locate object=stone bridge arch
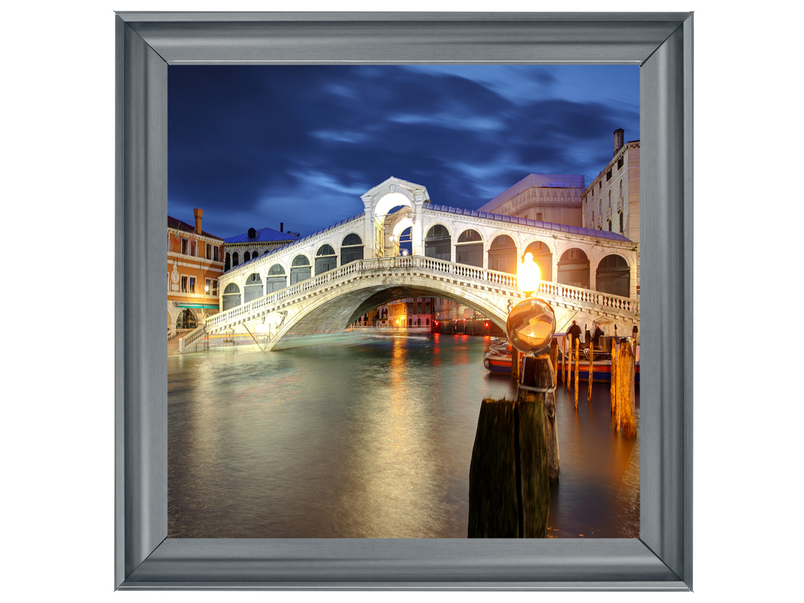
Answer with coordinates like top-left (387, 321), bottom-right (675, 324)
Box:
top-left (271, 275), bottom-right (511, 350)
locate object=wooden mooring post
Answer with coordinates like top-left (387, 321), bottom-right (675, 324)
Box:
top-left (574, 338), bottom-right (580, 408)
top-left (610, 340), bottom-right (618, 414)
top-left (550, 339), bottom-right (559, 388)
top-left (468, 355), bottom-right (554, 537)
top-left (588, 342), bottom-right (594, 402)
top-left (615, 343), bottom-right (637, 437)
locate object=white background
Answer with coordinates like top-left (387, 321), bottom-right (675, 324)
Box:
top-left (3, 1), bottom-right (799, 600)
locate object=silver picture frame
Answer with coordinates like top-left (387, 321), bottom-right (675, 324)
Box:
top-left (115, 11), bottom-right (693, 591)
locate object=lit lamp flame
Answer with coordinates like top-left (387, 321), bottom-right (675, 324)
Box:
top-left (518, 252), bottom-right (541, 297)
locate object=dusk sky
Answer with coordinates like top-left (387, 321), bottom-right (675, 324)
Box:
top-left (168, 65), bottom-right (639, 240)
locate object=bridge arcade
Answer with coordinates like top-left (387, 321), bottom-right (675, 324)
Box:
top-left (217, 177), bottom-right (639, 312)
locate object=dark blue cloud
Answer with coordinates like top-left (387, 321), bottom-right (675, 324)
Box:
top-left (169, 65), bottom-right (639, 239)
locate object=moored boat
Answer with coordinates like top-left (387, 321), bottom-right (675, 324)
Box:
top-left (483, 338), bottom-right (640, 383)
top-left (483, 338), bottom-right (513, 374)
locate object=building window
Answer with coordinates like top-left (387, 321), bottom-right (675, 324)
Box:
top-left (244, 251), bottom-right (251, 262)
top-left (205, 278), bottom-right (211, 295)
top-left (232, 252), bottom-right (239, 267)
top-left (190, 240), bottom-right (197, 256)
top-left (189, 277), bottom-right (196, 293)
top-left (212, 280), bottom-right (219, 296)
top-left (608, 190), bottom-right (612, 207)
top-left (606, 169), bottom-right (612, 181)
top-left (206, 243), bottom-right (211, 260)
top-left (214, 246), bottom-right (220, 262)
top-left (617, 156), bottom-right (624, 170)
top-left (619, 180), bottom-right (623, 198)
top-left (181, 238), bottom-right (188, 254)
top-left (607, 219), bottom-right (612, 231)
top-left (181, 275), bottom-right (188, 292)
top-left (619, 211), bottom-right (624, 233)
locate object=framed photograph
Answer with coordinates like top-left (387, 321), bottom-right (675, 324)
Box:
top-left (116, 12), bottom-right (692, 590)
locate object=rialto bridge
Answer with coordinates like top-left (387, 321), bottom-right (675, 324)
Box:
top-left (179, 177), bottom-right (639, 352)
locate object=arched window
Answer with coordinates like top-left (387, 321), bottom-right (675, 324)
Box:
top-left (222, 283), bottom-right (241, 310)
top-left (455, 229), bottom-right (483, 267)
top-left (315, 244), bottom-right (337, 275)
top-left (225, 252), bottom-right (231, 271)
top-left (176, 308), bottom-right (197, 330)
top-left (596, 254), bottom-right (631, 297)
top-left (244, 251), bottom-right (251, 262)
top-left (290, 255), bottom-right (311, 285)
top-left (619, 180), bottom-right (623, 198)
top-left (232, 252), bottom-right (239, 267)
top-left (341, 233), bottom-right (364, 265)
top-left (619, 210), bottom-right (624, 233)
top-left (244, 273), bottom-right (263, 302)
top-left (557, 248), bottom-right (590, 289)
top-left (424, 225), bottom-right (451, 261)
top-left (489, 235), bottom-right (518, 274)
top-left (266, 264), bottom-right (287, 293)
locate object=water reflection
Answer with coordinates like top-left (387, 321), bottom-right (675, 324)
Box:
top-left (168, 334), bottom-right (638, 538)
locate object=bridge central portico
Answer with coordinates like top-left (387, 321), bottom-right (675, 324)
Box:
top-left (179, 177), bottom-right (640, 352)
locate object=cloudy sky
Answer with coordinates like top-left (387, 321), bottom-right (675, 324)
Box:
top-left (168, 65), bottom-right (639, 240)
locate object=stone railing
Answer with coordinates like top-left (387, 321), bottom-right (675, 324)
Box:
top-left (537, 281), bottom-right (639, 315)
top-left (180, 255), bottom-right (638, 347)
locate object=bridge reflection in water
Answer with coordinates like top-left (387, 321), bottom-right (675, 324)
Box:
top-left (168, 333), bottom-right (638, 539)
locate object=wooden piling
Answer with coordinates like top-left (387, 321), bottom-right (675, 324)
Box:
top-left (588, 342), bottom-right (594, 401)
top-left (468, 355), bottom-right (553, 537)
top-left (616, 344), bottom-right (637, 437)
top-left (610, 340), bottom-right (617, 414)
top-left (574, 338), bottom-right (580, 408)
top-left (550, 339), bottom-right (559, 388)
top-left (511, 350), bottom-right (520, 381)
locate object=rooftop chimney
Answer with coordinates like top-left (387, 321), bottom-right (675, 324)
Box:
top-left (613, 128), bottom-right (624, 157)
top-left (280, 222), bottom-right (284, 232)
top-left (193, 208), bottom-right (203, 234)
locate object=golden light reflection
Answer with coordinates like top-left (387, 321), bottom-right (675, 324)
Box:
top-left (343, 336), bottom-right (441, 537)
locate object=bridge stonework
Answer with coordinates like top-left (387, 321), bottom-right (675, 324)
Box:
top-left (179, 178), bottom-right (640, 353)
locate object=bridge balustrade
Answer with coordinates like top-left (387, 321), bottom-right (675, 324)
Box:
top-left (183, 255), bottom-right (638, 347)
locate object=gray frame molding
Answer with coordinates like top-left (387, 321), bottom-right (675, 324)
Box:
top-left (115, 12), bottom-right (693, 591)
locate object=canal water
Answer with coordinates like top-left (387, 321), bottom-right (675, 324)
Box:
top-left (168, 333), bottom-right (639, 539)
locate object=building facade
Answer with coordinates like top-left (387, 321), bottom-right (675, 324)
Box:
top-left (477, 173), bottom-right (585, 227)
top-left (223, 224), bottom-right (300, 271)
top-left (581, 129), bottom-right (641, 297)
top-left (168, 209), bottom-right (225, 338)
top-left (387, 298), bottom-right (435, 330)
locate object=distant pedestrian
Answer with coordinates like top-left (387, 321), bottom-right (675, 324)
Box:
top-left (567, 320), bottom-right (582, 346)
top-left (592, 323), bottom-right (604, 347)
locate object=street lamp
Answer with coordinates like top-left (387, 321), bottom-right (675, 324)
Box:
top-left (506, 253), bottom-right (556, 358)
